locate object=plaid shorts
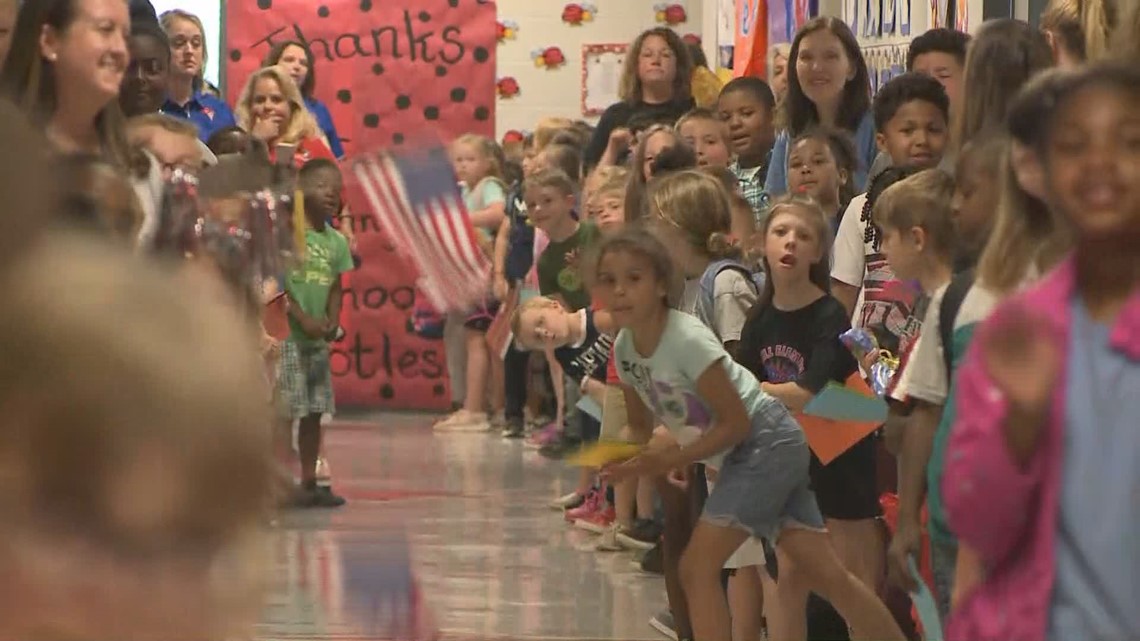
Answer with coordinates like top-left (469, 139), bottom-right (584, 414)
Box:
top-left (277, 339), bottom-right (335, 419)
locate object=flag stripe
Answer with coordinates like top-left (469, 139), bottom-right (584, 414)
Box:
top-left (351, 150), bottom-right (490, 312)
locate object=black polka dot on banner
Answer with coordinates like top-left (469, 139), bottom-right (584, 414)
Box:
top-left (450, 87), bottom-right (466, 102)
top-left (257, 0), bottom-right (272, 9)
top-left (435, 65), bottom-right (448, 77)
top-left (418, 10), bottom-right (431, 22)
top-left (336, 89), bottom-right (352, 103)
top-left (474, 106), bottom-right (490, 121)
top-left (317, 5), bottom-right (330, 17)
top-left (395, 95), bottom-right (411, 110)
top-left (363, 113), bottom-right (379, 128)
top-left (423, 106), bottom-right (440, 120)
top-left (393, 132), bottom-right (405, 144)
top-left (371, 62), bottom-right (384, 75)
top-left (473, 47), bottom-right (489, 63)
top-left (359, 0), bottom-right (372, 10)
top-left (380, 384), bottom-right (394, 399)
top-left (229, 49), bottom-right (241, 62)
top-left (447, 0), bottom-right (459, 6)
top-left (432, 383), bottom-right (445, 396)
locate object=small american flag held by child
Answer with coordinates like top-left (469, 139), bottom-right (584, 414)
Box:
top-left (351, 145), bottom-right (491, 313)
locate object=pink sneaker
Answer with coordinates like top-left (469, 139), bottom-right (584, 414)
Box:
top-left (564, 489), bottom-right (601, 523)
top-left (524, 422), bottom-right (561, 449)
top-left (575, 504), bottom-right (616, 534)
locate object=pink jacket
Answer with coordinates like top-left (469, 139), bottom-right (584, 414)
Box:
top-left (942, 256), bottom-right (1140, 641)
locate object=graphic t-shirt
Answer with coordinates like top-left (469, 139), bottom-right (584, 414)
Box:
top-left (552, 308), bottom-right (610, 385)
top-left (737, 295), bottom-right (858, 393)
top-left (285, 225), bottom-right (354, 344)
top-left (831, 192), bottom-right (928, 356)
top-left (615, 310), bottom-right (802, 446)
top-left (537, 221), bottom-right (601, 311)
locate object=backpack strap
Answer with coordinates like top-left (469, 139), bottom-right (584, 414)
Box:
top-left (939, 268), bottom-right (975, 379)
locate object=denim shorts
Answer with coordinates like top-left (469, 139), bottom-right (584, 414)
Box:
top-left (702, 413), bottom-right (825, 542)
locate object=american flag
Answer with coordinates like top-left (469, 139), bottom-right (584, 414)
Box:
top-left (351, 146), bottom-right (490, 312)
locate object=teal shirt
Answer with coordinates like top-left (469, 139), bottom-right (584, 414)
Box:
top-left (928, 322), bottom-right (977, 544)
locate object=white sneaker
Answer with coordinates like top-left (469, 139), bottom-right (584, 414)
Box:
top-left (595, 524), bottom-right (624, 552)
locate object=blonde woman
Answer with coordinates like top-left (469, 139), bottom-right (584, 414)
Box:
top-left (234, 66), bottom-right (335, 168)
top-left (159, 9), bottom-right (236, 142)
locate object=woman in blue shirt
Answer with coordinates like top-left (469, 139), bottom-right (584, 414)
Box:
top-left (765, 17), bottom-right (877, 198)
top-left (158, 9), bottom-right (236, 144)
top-left (263, 41), bottom-right (345, 159)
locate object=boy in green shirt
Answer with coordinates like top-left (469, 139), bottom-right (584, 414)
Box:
top-left (529, 168), bottom-right (599, 311)
top-left (278, 159), bottom-right (354, 508)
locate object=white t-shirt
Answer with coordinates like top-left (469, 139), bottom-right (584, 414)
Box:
top-left (831, 191), bottom-right (925, 356)
top-left (680, 269), bottom-right (757, 344)
top-left (904, 284), bottom-right (1000, 405)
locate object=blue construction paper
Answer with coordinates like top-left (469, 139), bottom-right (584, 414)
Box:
top-left (576, 396), bottom-right (603, 422)
top-left (909, 556), bottom-right (944, 640)
top-left (804, 382), bottom-right (889, 423)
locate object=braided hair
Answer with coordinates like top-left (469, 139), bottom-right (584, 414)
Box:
top-left (859, 166), bottom-right (923, 252)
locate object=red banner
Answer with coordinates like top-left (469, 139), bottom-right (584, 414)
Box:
top-left (226, 0), bottom-right (497, 409)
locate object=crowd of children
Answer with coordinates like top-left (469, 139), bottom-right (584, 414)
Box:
top-left (431, 5), bottom-right (1140, 641)
top-left (0, 0), bottom-right (1137, 639)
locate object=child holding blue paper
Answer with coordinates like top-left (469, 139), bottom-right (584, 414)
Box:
top-left (736, 195), bottom-right (882, 641)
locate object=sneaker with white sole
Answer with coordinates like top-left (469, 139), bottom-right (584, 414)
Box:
top-left (649, 610), bottom-right (678, 641)
top-left (595, 524), bottom-right (624, 551)
top-left (548, 490), bottom-right (584, 511)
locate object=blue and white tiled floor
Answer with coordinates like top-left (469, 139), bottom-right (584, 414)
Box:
top-left (258, 413), bottom-right (667, 640)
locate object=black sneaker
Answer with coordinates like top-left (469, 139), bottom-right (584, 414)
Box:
top-left (617, 518), bottom-right (661, 550)
top-left (312, 486), bottom-right (347, 508)
top-left (638, 540), bottom-right (664, 575)
top-left (502, 418), bottom-right (525, 439)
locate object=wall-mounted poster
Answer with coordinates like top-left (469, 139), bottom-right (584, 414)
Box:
top-left (717, 0), bottom-right (734, 70)
top-left (845, 0), bottom-right (860, 33)
top-left (582, 44), bottom-right (627, 116)
top-left (899, 0), bottom-right (912, 35)
top-left (930, 0), bottom-right (949, 27)
top-left (770, 0), bottom-right (817, 45)
top-left (866, 0), bottom-right (881, 37)
top-left (954, 0), bottom-right (969, 32)
top-left (882, 0), bottom-right (897, 35)
top-left (736, 0), bottom-right (768, 76)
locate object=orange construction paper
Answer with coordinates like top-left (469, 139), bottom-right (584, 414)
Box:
top-left (794, 373), bottom-right (881, 465)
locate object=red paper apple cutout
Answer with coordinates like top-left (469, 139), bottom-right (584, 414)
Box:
top-left (682, 33), bottom-right (702, 46)
top-left (562, 3), bottom-right (584, 24)
top-left (543, 47), bottom-right (566, 67)
top-left (502, 130), bottom-right (526, 145)
top-left (665, 4), bottom-right (688, 24)
top-left (497, 76), bottom-right (521, 98)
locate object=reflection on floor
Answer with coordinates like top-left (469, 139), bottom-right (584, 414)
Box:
top-left (258, 414), bottom-right (667, 641)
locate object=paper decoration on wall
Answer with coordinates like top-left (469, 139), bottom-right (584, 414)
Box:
top-left (531, 46), bottom-right (567, 69)
top-left (654, 3), bottom-right (689, 25)
top-left (562, 3), bottom-right (597, 25)
top-left (954, 0), bottom-right (968, 32)
top-left (864, 44), bottom-right (908, 96)
top-left (844, 0), bottom-right (859, 33)
top-left (497, 76), bottom-right (520, 98)
top-left (735, 0), bottom-right (767, 75)
top-left (931, 0), bottom-right (949, 27)
top-left (502, 130), bottom-right (527, 145)
top-left (899, 0), bottom-right (912, 35)
top-left (882, 0), bottom-right (897, 35)
top-left (771, 0), bottom-right (817, 45)
top-left (682, 33), bottom-right (702, 46)
top-left (581, 43), bottom-right (627, 116)
top-left (861, 0), bottom-right (873, 36)
top-left (867, 0), bottom-right (882, 37)
top-left (497, 19), bottom-right (519, 42)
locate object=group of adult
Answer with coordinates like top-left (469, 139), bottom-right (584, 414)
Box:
top-left (0, 0), bottom-right (349, 225)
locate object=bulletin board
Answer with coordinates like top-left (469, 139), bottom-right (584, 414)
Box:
top-left (581, 43), bottom-right (628, 117)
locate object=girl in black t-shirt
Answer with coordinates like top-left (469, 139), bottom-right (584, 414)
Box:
top-left (737, 196), bottom-right (882, 640)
